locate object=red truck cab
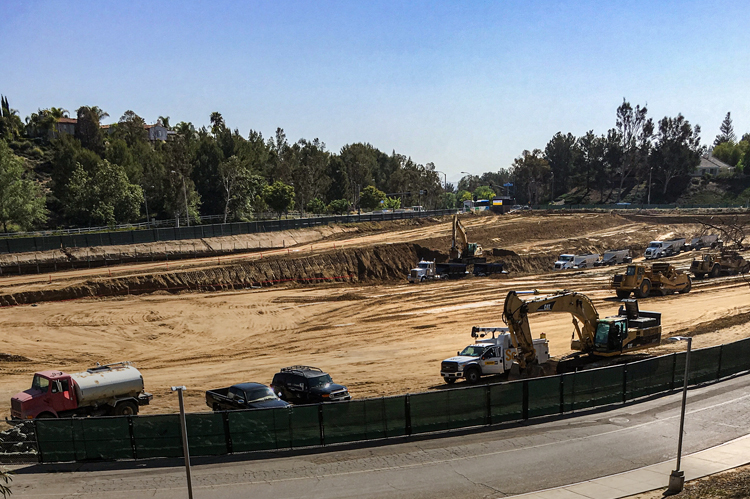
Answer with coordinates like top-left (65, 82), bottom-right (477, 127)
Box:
top-left (11, 371), bottom-right (78, 419)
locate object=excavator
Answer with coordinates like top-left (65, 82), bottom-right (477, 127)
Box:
top-left (450, 214), bottom-right (484, 263)
top-left (502, 290), bottom-right (662, 371)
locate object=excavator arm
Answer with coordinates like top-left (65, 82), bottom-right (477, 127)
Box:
top-left (450, 215), bottom-right (469, 260)
top-left (502, 290), bottom-right (600, 369)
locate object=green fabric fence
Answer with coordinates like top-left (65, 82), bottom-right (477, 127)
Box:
top-left (35, 341), bottom-right (750, 463)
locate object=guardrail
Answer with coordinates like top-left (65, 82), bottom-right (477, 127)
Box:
top-left (531, 203), bottom-right (747, 210)
top-left (0, 210), bottom-right (456, 255)
top-left (28, 337), bottom-right (750, 463)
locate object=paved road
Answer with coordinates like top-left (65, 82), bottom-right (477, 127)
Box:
top-left (10, 374), bottom-right (750, 498)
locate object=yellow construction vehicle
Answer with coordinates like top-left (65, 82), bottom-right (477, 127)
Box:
top-left (450, 214), bottom-right (484, 263)
top-left (610, 262), bottom-right (691, 298)
top-left (690, 250), bottom-right (750, 278)
top-left (502, 290), bottom-right (662, 370)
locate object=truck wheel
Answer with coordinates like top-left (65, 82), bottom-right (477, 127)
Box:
top-left (36, 412), bottom-right (56, 419)
top-left (635, 279), bottom-right (651, 298)
top-left (420, 276), bottom-right (425, 283)
top-left (616, 290), bottom-right (631, 299)
top-left (679, 277), bottom-right (692, 293)
top-left (443, 377), bottom-right (456, 384)
top-left (694, 273), bottom-right (705, 279)
top-left (710, 265), bottom-right (720, 278)
top-left (464, 368), bottom-right (481, 385)
top-left (114, 401), bottom-right (138, 416)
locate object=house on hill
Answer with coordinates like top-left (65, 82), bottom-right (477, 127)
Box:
top-left (692, 154), bottom-right (735, 177)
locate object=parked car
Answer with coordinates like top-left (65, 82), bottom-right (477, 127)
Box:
top-left (206, 382), bottom-right (290, 411)
top-left (270, 366), bottom-right (351, 404)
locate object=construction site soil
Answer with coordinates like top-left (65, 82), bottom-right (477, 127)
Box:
top-left (1, 211), bottom-right (750, 418)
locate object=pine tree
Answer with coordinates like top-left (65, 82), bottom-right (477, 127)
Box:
top-left (714, 112), bottom-right (736, 146)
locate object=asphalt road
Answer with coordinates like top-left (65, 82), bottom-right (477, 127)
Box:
top-left (10, 374), bottom-right (750, 499)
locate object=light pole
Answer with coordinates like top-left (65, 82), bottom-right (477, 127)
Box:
top-left (648, 166), bottom-right (653, 206)
top-left (171, 170), bottom-right (190, 227)
top-left (667, 336), bottom-right (692, 495)
top-left (171, 386), bottom-right (194, 499)
top-left (434, 170), bottom-right (447, 191)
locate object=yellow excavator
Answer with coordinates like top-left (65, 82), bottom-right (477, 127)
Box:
top-left (450, 215), bottom-right (484, 263)
top-left (502, 290), bottom-right (662, 371)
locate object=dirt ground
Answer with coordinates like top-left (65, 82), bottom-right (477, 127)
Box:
top-left (1, 211), bottom-right (749, 417)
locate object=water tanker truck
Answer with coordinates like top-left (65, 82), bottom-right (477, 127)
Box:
top-left (10, 362), bottom-right (152, 419)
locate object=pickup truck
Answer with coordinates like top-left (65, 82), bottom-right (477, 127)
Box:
top-left (440, 327), bottom-right (550, 384)
top-left (206, 382), bottom-right (290, 411)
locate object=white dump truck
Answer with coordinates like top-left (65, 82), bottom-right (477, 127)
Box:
top-left (11, 362), bottom-right (152, 419)
top-left (594, 249), bottom-right (632, 266)
top-left (440, 327), bottom-right (550, 384)
top-left (553, 253), bottom-right (600, 270)
top-left (408, 260), bottom-right (441, 283)
top-left (687, 235), bottom-right (720, 251)
top-left (644, 239), bottom-right (685, 259)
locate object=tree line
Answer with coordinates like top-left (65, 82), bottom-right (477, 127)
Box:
top-left (0, 95), bottom-right (748, 232)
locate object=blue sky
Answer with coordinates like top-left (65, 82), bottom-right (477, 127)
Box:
top-left (2, 1), bottom-right (749, 184)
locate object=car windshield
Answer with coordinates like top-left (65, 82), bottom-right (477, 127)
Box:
top-left (32, 375), bottom-right (49, 391)
top-left (559, 255), bottom-right (574, 262)
top-left (418, 263), bottom-right (430, 269)
top-left (459, 345), bottom-right (484, 357)
top-left (648, 242), bottom-right (660, 248)
top-left (308, 374), bottom-right (333, 389)
top-left (625, 266), bottom-right (636, 276)
top-left (245, 387), bottom-right (277, 403)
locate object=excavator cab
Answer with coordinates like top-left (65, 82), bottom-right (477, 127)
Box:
top-left (593, 318), bottom-right (628, 353)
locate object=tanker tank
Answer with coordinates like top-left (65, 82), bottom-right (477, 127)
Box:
top-left (70, 363), bottom-right (145, 406)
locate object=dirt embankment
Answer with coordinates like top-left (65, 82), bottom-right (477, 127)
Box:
top-left (0, 243), bottom-right (443, 307)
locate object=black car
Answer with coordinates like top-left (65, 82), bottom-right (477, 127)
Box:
top-left (206, 382), bottom-right (290, 411)
top-left (270, 366), bottom-right (351, 404)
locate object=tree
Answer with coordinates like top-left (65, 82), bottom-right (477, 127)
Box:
top-left (209, 112), bottom-right (225, 135)
top-left (544, 132), bottom-right (577, 197)
top-left (306, 198), bottom-right (326, 214)
top-left (712, 141), bottom-right (743, 167)
top-left (217, 155), bottom-right (265, 222)
top-left (650, 114), bottom-right (703, 196)
top-left (359, 185), bottom-right (386, 211)
top-left (714, 112), bottom-right (736, 147)
top-left (327, 198), bottom-right (350, 214)
top-left (115, 110), bottom-right (148, 147)
top-left (615, 100), bottom-right (653, 202)
top-left (438, 192), bottom-right (457, 209)
top-left (218, 155), bottom-right (244, 223)
top-left (163, 136), bottom-right (200, 224)
top-left (473, 185), bottom-right (496, 200)
top-left (0, 95), bottom-right (23, 140)
top-left (0, 141), bottom-right (47, 232)
top-left (457, 190), bottom-right (473, 203)
top-left (157, 116), bottom-right (171, 129)
top-left (570, 131), bottom-right (606, 200)
top-left (340, 143), bottom-right (377, 207)
top-left (65, 160), bottom-right (143, 226)
top-left (263, 181), bottom-right (295, 218)
top-left (75, 106), bottom-right (107, 154)
top-left (292, 138), bottom-right (330, 211)
top-left (383, 197), bottom-right (401, 210)
top-left (0, 467), bottom-right (11, 498)
top-left (510, 149), bottom-right (551, 205)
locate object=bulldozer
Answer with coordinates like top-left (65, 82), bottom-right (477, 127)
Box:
top-left (690, 250), bottom-right (750, 278)
top-left (610, 262), bottom-right (691, 298)
top-left (449, 214), bottom-right (485, 264)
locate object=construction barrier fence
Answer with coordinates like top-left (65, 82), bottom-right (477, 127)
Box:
top-left (28, 338), bottom-right (750, 463)
top-left (0, 210), bottom-right (456, 255)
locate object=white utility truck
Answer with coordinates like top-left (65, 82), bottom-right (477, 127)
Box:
top-left (644, 239), bottom-right (685, 259)
top-left (440, 327), bottom-right (550, 384)
top-left (553, 253), bottom-right (600, 270)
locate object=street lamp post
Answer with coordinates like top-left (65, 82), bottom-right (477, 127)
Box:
top-left (434, 170), bottom-right (447, 191)
top-left (171, 386), bottom-right (194, 499)
top-left (667, 336), bottom-right (692, 495)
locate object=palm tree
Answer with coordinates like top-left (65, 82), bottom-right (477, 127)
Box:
top-left (157, 116), bottom-right (171, 129)
top-left (0, 467), bottom-right (12, 498)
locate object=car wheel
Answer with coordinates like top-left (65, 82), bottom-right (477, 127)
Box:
top-left (464, 368), bottom-right (481, 384)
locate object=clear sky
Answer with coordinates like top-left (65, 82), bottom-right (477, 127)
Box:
top-left (2, 1), bottom-right (749, 184)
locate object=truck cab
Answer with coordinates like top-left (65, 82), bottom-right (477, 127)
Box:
top-left (554, 254), bottom-right (575, 270)
top-left (440, 328), bottom-right (550, 384)
top-left (408, 260), bottom-right (437, 283)
top-left (11, 371), bottom-right (78, 419)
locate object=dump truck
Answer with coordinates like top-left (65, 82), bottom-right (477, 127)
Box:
top-left (10, 362), bottom-right (152, 419)
top-left (553, 253), bottom-right (600, 270)
top-left (611, 262), bottom-right (692, 298)
top-left (440, 327), bottom-right (550, 384)
top-left (644, 239), bottom-right (685, 259)
top-left (473, 262), bottom-right (506, 277)
top-left (502, 291), bottom-right (662, 371)
top-left (436, 262), bottom-right (468, 279)
top-left (408, 260), bottom-right (441, 283)
top-left (594, 249), bottom-right (632, 266)
top-left (687, 235), bottom-right (720, 251)
top-left (690, 250), bottom-right (750, 278)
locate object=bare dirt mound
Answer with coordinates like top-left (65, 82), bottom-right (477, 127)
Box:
top-left (0, 243), bottom-right (442, 307)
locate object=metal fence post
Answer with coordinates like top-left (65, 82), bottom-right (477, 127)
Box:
top-left (716, 344), bottom-right (724, 380)
top-left (128, 415), bottom-right (137, 459)
top-left (222, 412), bottom-right (233, 454)
top-left (405, 394), bottom-right (412, 436)
top-left (522, 381), bottom-right (529, 420)
top-left (559, 375), bottom-right (565, 414)
top-left (671, 353), bottom-right (678, 390)
top-left (622, 366), bottom-right (628, 403)
top-left (318, 404), bottom-right (325, 446)
top-left (485, 385), bottom-right (492, 425)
